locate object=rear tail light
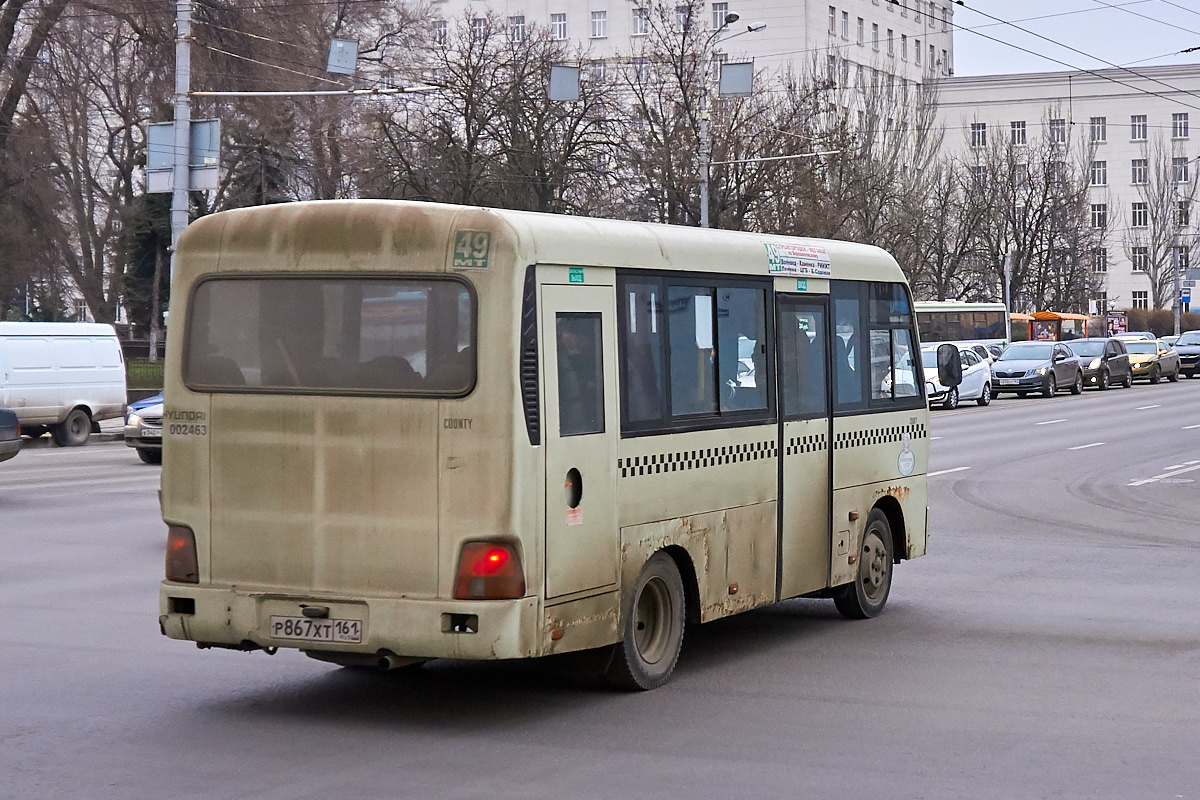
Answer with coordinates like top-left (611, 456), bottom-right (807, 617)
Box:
top-left (454, 542), bottom-right (525, 599)
top-left (166, 525), bottom-right (199, 584)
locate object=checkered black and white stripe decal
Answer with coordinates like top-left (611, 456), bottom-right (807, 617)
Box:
top-left (785, 434), bottom-right (827, 456)
top-left (834, 423), bottom-right (927, 450)
top-left (619, 440), bottom-right (778, 478)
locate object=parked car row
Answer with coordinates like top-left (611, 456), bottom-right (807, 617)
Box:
top-left (921, 333), bottom-right (1195, 410)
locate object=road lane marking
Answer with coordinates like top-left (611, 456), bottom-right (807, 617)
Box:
top-left (1130, 461), bottom-right (1200, 487)
top-left (1069, 442), bottom-right (1105, 450)
top-left (1035, 419), bottom-right (1067, 425)
top-left (1184, 424), bottom-right (1200, 430)
top-left (928, 466), bottom-right (971, 477)
top-left (1136, 404), bottom-right (1161, 410)
top-left (931, 436), bottom-right (943, 440)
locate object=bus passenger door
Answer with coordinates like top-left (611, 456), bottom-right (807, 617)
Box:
top-left (541, 284), bottom-right (619, 599)
top-left (776, 297), bottom-right (832, 599)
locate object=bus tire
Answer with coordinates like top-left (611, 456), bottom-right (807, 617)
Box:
top-left (834, 509), bottom-right (894, 620)
top-left (52, 408), bottom-right (91, 447)
top-left (605, 551), bottom-right (686, 691)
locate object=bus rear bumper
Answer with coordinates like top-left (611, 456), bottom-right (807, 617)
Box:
top-left (159, 582), bottom-right (540, 661)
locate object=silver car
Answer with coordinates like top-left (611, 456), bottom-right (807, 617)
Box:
top-left (123, 402), bottom-right (163, 464)
top-left (991, 341), bottom-right (1084, 397)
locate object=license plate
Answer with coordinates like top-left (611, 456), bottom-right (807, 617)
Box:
top-left (999, 378), bottom-right (1019, 386)
top-left (269, 615), bottom-right (363, 643)
top-left (141, 427), bottom-right (162, 438)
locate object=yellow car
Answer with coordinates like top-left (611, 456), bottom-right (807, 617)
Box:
top-left (1123, 338), bottom-right (1181, 383)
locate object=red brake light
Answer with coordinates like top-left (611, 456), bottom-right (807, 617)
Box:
top-left (166, 525), bottom-right (199, 584)
top-left (454, 542), bottom-right (525, 599)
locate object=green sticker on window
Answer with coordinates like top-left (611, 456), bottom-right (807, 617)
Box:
top-left (453, 230), bottom-right (491, 269)
top-left (796, 279), bottom-right (808, 292)
top-left (569, 268), bottom-right (585, 283)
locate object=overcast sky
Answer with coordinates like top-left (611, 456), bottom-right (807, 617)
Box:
top-left (952, 0), bottom-right (1200, 77)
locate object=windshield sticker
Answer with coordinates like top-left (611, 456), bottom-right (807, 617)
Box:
top-left (452, 230), bottom-right (491, 269)
top-left (765, 242), bottom-right (831, 277)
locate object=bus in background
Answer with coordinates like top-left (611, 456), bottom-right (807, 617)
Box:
top-left (914, 301), bottom-right (1010, 350)
top-left (157, 200), bottom-right (960, 690)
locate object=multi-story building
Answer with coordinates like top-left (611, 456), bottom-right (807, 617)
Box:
top-left (430, 0), bottom-right (956, 87)
top-left (938, 64), bottom-right (1200, 314)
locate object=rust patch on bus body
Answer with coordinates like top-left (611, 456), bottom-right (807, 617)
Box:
top-left (876, 485), bottom-right (911, 503)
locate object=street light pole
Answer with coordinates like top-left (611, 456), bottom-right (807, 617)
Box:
top-left (698, 15), bottom-right (764, 229)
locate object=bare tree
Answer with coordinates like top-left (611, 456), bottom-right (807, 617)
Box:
top-left (1122, 133), bottom-right (1200, 309)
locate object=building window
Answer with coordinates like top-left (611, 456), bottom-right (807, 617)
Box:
top-left (970, 122), bottom-right (986, 148)
top-left (1175, 157), bottom-right (1190, 183)
top-left (842, 10), bottom-right (850, 37)
top-left (712, 2), bottom-right (728, 30)
top-left (433, 19), bottom-right (448, 44)
top-left (872, 23), bottom-right (879, 49)
top-left (1133, 291), bottom-right (1149, 309)
top-left (1011, 120), bottom-right (1026, 145)
top-left (632, 8), bottom-right (648, 35)
top-left (1090, 160), bottom-right (1107, 186)
top-left (901, 34), bottom-right (908, 59)
top-left (970, 165), bottom-right (987, 184)
top-left (1132, 247), bottom-right (1148, 271)
top-left (1131, 114), bottom-right (1147, 141)
top-left (590, 59), bottom-right (607, 80)
top-left (1089, 116), bottom-right (1107, 143)
top-left (941, 49), bottom-right (949, 73)
top-left (591, 10), bottom-right (607, 38)
top-left (887, 29), bottom-right (894, 56)
top-left (633, 57), bottom-right (650, 81)
top-left (1049, 118), bottom-right (1067, 144)
top-left (676, 5), bottom-right (690, 32)
top-left (1177, 246), bottom-right (1191, 272)
top-left (829, 5), bottom-right (836, 32)
top-left (1095, 292), bottom-right (1107, 315)
top-left (471, 17), bottom-right (487, 39)
top-left (1174, 113), bottom-right (1190, 138)
top-left (508, 15), bottom-right (525, 40)
top-left (900, 0), bottom-right (908, 16)
top-left (711, 51), bottom-right (729, 81)
top-left (1178, 200), bottom-right (1190, 226)
top-left (915, 37), bottom-right (921, 64)
top-left (1092, 248), bottom-right (1107, 273)
top-left (1132, 158), bottom-right (1148, 184)
top-left (942, 5), bottom-right (949, 30)
top-left (1132, 202), bottom-right (1148, 227)
top-left (857, 17), bottom-right (864, 44)
top-left (929, 43), bottom-right (935, 67)
top-left (1091, 203), bottom-right (1107, 228)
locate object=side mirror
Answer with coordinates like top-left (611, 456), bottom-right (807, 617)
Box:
top-left (937, 344), bottom-right (962, 388)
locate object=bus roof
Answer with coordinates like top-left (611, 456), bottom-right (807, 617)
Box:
top-left (912, 301), bottom-right (1007, 312)
top-left (177, 199), bottom-right (907, 285)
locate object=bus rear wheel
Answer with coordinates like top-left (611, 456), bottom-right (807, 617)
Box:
top-left (834, 509), bottom-right (894, 620)
top-left (605, 551), bottom-right (685, 691)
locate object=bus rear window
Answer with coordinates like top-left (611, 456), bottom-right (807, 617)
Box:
top-left (184, 277), bottom-right (476, 396)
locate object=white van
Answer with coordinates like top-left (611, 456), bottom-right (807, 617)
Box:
top-left (0, 322), bottom-right (127, 446)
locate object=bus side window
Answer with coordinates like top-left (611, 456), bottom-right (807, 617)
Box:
top-left (832, 283), bottom-right (864, 409)
top-left (556, 313), bottom-right (605, 436)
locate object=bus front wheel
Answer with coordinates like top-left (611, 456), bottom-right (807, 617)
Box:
top-left (605, 551), bottom-right (686, 691)
top-left (834, 509), bottom-right (894, 620)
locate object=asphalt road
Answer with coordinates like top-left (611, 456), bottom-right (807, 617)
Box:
top-left (2, 380), bottom-right (1199, 800)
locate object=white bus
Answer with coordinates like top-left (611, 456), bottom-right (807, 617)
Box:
top-left (914, 301), bottom-right (1010, 348)
top-left (158, 200), bottom-right (959, 690)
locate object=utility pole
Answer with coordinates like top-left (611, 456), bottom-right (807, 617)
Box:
top-left (171, 1), bottom-right (192, 277)
top-left (1174, 229), bottom-right (1182, 336)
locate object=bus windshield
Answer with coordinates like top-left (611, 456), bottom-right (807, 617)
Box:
top-left (184, 277), bottom-right (476, 395)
